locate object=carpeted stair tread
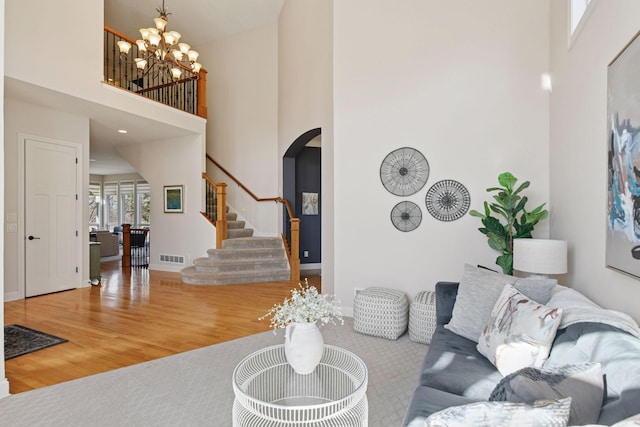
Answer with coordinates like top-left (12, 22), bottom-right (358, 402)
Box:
top-left (193, 257), bottom-right (289, 272)
top-left (226, 228), bottom-right (254, 238)
top-left (180, 266), bottom-right (290, 285)
top-left (222, 237), bottom-right (282, 249)
top-left (207, 247), bottom-right (285, 260)
top-left (226, 220), bottom-right (246, 230)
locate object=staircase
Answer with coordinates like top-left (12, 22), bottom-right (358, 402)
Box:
top-left (180, 211), bottom-right (291, 285)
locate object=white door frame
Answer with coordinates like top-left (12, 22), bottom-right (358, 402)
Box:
top-left (17, 133), bottom-right (84, 299)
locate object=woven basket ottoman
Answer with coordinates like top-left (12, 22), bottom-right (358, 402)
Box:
top-left (353, 287), bottom-right (409, 340)
top-left (409, 290), bottom-right (437, 344)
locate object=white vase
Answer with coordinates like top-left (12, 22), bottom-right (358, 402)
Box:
top-left (284, 322), bottom-right (324, 375)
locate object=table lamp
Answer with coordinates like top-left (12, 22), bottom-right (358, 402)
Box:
top-left (512, 238), bottom-right (568, 279)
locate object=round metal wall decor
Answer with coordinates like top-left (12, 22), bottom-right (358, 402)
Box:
top-left (380, 147), bottom-right (429, 196)
top-left (425, 179), bottom-right (470, 222)
top-left (390, 201), bottom-right (422, 232)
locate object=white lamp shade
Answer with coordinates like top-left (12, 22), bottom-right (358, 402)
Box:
top-left (170, 67), bottom-right (183, 79)
top-left (513, 239), bottom-right (568, 275)
top-left (154, 17), bottom-right (167, 31)
top-left (148, 33), bottom-right (161, 47)
top-left (136, 40), bottom-right (147, 52)
top-left (117, 40), bottom-right (132, 54)
top-left (187, 50), bottom-right (199, 62)
top-left (178, 43), bottom-right (190, 53)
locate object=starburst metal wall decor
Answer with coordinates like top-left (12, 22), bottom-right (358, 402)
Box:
top-left (425, 179), bottom-right (470, 222)
top-left (380, 147), bottom-right (429, 196)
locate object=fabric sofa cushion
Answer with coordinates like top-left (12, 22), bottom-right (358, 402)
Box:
top-left (476, 284), bottom-right (563, 376)
top-left (546, 322), bottom-right (640, 425)
top-left (444, 264), bottom-right (556, 342)
top-left (423, 397), bottom-right (572, 427)
top-left (420, 325), bottom-right (503, 400)
top-left (402, 386), bottom-right (480, 427)
top-left (489, 363), bottom-right (604, 426)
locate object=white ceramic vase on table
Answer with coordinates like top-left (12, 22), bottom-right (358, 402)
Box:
top-left (284, 322), bottom-right (324, 375)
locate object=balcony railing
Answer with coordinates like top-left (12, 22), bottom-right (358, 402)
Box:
top-left (104, 26), bottom-right (207, 119)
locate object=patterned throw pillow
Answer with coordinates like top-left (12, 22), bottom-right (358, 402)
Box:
top-left (476, 284), bottom-right (563, 376)
top-left (489, 363), bottom-right (604, 426)
top-left (445, 264), bottom-right (557, 343)
top-left (424, 398), bottom-right (572, 427)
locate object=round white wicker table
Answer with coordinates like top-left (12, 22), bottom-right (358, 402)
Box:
top-left (232, 344), bottom-right (368, 426)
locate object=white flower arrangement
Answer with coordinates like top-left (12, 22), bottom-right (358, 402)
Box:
top-left (260, 279), bottom-right (343, 331)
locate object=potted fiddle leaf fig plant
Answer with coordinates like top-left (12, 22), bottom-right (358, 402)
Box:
top-left (469, 172), bottom-right (549, 275)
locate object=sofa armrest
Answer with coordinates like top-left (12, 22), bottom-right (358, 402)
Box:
top-left (435, 282), bottom-right (459, 325)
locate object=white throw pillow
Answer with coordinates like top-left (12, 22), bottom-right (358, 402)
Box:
top-left (477, 284), bottom-right (563, 376)
top-left (424, 398), bottom-right (572, 427)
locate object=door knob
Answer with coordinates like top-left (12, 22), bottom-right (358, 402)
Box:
top-left (28, 235), bottom-right (40, 240)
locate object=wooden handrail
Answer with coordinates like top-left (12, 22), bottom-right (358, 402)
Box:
top-left (206, 154), bottom-right (278, 202)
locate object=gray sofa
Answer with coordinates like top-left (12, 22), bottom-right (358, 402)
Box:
top-left (403, 281), bottom-right (640, 426)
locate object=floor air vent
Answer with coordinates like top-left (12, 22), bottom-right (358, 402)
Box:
top-left (160, 254), bottom-right (185, 264)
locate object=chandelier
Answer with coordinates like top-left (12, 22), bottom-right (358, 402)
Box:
top-left (116, 1), bottom-right (202, 82)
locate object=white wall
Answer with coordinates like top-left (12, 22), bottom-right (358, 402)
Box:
top-left (118, 136), bottom-right (215, 271)
top-left (278, 0), bottom-right (334, 291)
top-left (205, 23), bottom-right (280, 235)
top-left (333, 0), bottom-right (551, 313)
top-left (4, 99), bottom-right (91, 301)
top-left (549, 0), bottom-right (640, 322)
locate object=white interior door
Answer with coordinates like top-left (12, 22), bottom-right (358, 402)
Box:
top-left (25, 138), bottom-right (80, 297)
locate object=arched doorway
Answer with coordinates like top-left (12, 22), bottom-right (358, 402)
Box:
top-left (283, 128), bottom-right (322, 272)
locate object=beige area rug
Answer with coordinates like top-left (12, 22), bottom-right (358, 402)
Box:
top-left (0, 318), bottom-right (428, 426)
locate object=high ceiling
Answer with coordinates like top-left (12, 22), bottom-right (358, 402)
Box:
top-left (91, 0), bottom-right (285, 175)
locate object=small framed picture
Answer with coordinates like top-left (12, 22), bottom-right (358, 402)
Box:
top-left (164, 185), bottom-right (184, 213)
top-left (302, 192), bottom-right (319, 215)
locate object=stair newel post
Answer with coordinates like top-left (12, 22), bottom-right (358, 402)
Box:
top-left (122, 223), bottom-right (131, 267)
top-left (216, 183), bottom-right (228, 249)
top-left (290, 218), bottom-right (300, 283)
top-left (197, 69), bottom-right (208, 119)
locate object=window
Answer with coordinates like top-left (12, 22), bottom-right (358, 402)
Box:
top-left (137, 180), bottom-right (151, 226)
top-left (89, 182), bottom-right (101, 231)
top-left (104, 182), bottom-right (119, 231)
top-left (100, 180), bottom-right (151, 230)
top-left (119, 181), bottom-right (136, 225)
top-left (570, 0), bottom-right (594, 40)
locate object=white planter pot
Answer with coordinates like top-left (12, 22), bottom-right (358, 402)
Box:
top-left (284, 322), bottom-right (324, 375)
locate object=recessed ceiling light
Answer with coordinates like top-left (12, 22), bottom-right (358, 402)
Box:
top-left (118, 129), bottom-right (128, 134)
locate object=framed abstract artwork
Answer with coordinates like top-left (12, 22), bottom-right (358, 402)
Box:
top-left (607, 31), bottom-right (640, 278)
top-left (164, 185), bottom-right (184, 213)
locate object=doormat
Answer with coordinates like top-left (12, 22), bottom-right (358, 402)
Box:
top-left (4, 324), bottom-right (68, 360)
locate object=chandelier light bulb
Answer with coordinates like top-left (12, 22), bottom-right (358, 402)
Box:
top-left (154, 17), bottom-right (167, 31)
top-left (191, 62), bottom-right (202, 73)
top-left (187, 50), bottom-right (199, 62)
top-left (136, 40), bottom-right (147, 52)
top-left (135, 58), bottom-right (148, 70)
top-left (169, 31), bottom-right (181, 43)
top-left (117, 40), bottom-right (132, 54)
top-left (163, 32), bottom-right (177, 46)
top-left (148, 33), bottom-right (161, 46)
top-left (178, 43), bottom-right (190, 53)
top-left (172, 50), bottom-right (184, 61)
top-left (139, 28), bottom-right (150, 40)
top-left (171, 67), bottom-right (183, 80)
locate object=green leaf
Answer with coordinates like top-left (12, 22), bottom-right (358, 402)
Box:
top-left (496, 254), bottom-right (513, 275)
top-left (488, 233), bottom-right (507, 251)
top-left (513, 181), bottom-right (530, 195)
top-left (469, 209), bottom-right (485, 218)
top-left (498, 172), bottom-right (517, 190)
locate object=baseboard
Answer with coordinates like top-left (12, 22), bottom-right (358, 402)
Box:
top-left (0, 378), bottom-right (10, 399)
top-left (4, 291), bottom-right (21, 302)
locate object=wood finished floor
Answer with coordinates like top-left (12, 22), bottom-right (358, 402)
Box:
top-left (4, 260), bottom-right (320, 394)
